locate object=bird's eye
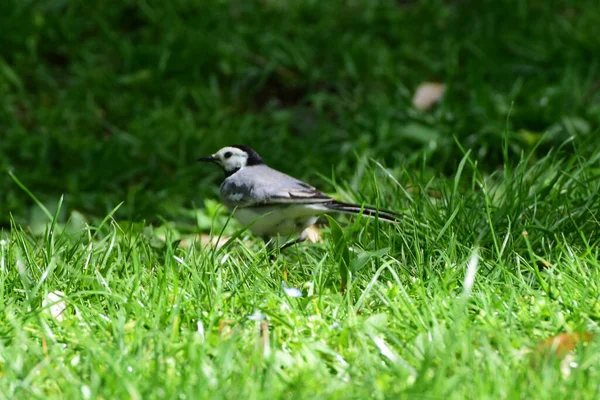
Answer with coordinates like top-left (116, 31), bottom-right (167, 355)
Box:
top-left (224, 152), bottom-right (232, 159)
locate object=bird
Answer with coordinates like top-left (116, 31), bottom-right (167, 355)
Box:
top-left (199, 145), bottom-right (401, 247)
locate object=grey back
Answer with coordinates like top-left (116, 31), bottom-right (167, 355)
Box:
top-left (220, 165), bottom-right (331, 208)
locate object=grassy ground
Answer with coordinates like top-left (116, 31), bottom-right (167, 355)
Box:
top-left (1, 0), bottom-right (600, 398)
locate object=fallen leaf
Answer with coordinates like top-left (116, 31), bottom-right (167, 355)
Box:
top-left (302, 225), bottom-right (323, 243)
top-left (537, 332), bottom-right (594, 358)
top-left (537, 258), bottom-right (552, 269)
top-left (529, 331), bottom-right (594, 378)
top-left (218, 319), bottom-right (235, 338)
top-left (179, 234), bottom-right (230, 249)
top-left (412, 82), bottom-right (446, 110)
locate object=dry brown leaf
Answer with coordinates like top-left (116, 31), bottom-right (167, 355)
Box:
top-left (199, 234), bottom-right (230, 249)
top-left (412, 82), bottom-right (446, 111)
top-left (179, 234), bottom-right (230, 249)
top-left (530, 332), bottom-right (594, 378)
top-left (218, 319), bottom-right (236, 338)
top-left (302, 225), bottom-right (323, 243)
top-left (537, 332), bottom-right (594, 358)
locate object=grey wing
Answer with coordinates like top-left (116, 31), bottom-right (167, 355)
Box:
top-left (268, 180), bottom-right (333, 203)
top-left (226, 165), bottom-right (333, 206)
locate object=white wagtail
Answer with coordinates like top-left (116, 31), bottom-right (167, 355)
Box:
top-left (199, 145), bottom-right (400, 246)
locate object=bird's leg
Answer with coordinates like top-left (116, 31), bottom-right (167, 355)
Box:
top-left (279, 236), bottom-right (306, 252)
top-left (265, 235), bottom-right (302, 256)
top-left (262, 235), bottom-right (273, 249)
top-left (279, 224), bottom-right (322, 252)
top-left (278, 236), bottom-right (305, 281)
top-left (262, 236), bottom-right (278, 261)
top-left (262, 237), bottom-right (290, 280)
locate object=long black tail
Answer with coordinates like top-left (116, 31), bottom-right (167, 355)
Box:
top-left (325, 201), bottom-right (402, 223)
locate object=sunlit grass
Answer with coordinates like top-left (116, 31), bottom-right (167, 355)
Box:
top-left (2, 144), bottom-right (599, 398)
top-left (2, 0), bottom-right (600, 397)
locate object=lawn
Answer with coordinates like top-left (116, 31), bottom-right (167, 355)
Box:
top-left (1, 0), bottom-right (600, 398)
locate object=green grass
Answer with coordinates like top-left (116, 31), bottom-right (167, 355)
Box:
top-left (2, 0), bottom-right (600, 398)
top-left (2, 145), bottom-right (600, 398)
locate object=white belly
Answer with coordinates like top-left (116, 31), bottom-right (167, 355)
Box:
top-left (233, 205), bottom-right (323, 238)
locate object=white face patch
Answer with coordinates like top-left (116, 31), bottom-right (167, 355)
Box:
top-left (213, 147), bottom-right (248, 172)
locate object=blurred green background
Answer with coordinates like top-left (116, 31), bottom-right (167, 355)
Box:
top-left (1, 0), bottom-right (599, 228)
